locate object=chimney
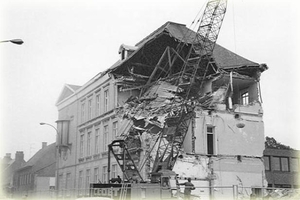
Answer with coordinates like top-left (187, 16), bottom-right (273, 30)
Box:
top-left (3, 153), bottom-right (12, 162)
top-left (15, 151), bottom-right (24, 162)
top-left (42, 142), bottom-right (47, 149)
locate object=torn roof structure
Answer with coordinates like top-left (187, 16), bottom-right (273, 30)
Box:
top-left (108, 21), bottom-right (267, 82)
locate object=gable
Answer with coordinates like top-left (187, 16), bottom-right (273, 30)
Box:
top-left (56, 84), bottom-right (81, 104)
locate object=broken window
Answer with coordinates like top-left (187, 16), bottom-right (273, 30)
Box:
top-left (207, 126), bottom-right (214, 155)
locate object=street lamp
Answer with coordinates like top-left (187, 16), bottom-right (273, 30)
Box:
top-left (40, 122), bottom-right (58, 134)
top-left (0, 39), bottom-right (24, 45)
top-left (40, 122), bottom-right (59, 198)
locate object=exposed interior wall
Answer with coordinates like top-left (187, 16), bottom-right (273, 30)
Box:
top-left (192, 110), bottom-right (264, 157)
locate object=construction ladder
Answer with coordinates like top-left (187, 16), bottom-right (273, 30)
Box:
top-left (119, 183), bottom-right (129, 200)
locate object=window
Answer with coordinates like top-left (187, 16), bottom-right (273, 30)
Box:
top-left (104, 89), bottom-right (109, 112)
top-left (81, 102), bottom-right (85, 123)
top-left (112, 122), bottom-right (118, 139)
top-left (264, 156), bottom-right (270, 171)
top-left (207, 126), bottom-right (214, 155)
top-left (102, 166), bottom-right (108, 183)
top-left (291, 158), bottom-right (299, 172)
top-left (88, 98), bottom-right (92, 120)
top-left (95, 128), bottom-right (100, 154)
top-left (87, 130), bottom-right (91, 156)
top-left (96, 93), bottom-right (101, 116)
top-left (59, 174), bottom-right (63, 195)
top-left (103, 125), bottom-right (108, 151)
top-left (78, 171), bottom-right (83, 189)
top-left (241, 91), bottom-right (249, 105)
top-left (112, 164), bottom-right (117, 179)
top-left (86, 169), bottom-right (90, 189)
top-left (281, 157), bottom-right (289, 172)
top-left (273, 157), bottom-right (281, 171)
top-left (66, 173), bottom-right (71, 195)
top-left (94, 168), bottom-right (99, 183)
top-left (80, 134), bottom-right (84, 158)
top-left (273, 157), bottom-right (289, 171)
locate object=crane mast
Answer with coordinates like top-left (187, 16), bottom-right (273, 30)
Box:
top-left (151, 0), bottom-right (227, 175)
top-left (108, 0), bottom-right (227, 182)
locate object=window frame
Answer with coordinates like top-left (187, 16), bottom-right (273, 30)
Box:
top-left (87, 130), bottom-right (92, 156)
top-left (102, 166), bottom-right (108, 183)
top-left (80, 133), bottom-right (85, 158)
top-left (290, 157), bottom-right (299, 172)
top-left (81, 101), bottom-right (85, 123)
top-left (95, 128), bottom-right (100, 154)
top-left (87, 98), bottom-right (93, 120)
top-left (96, 93), bottom-right (101, 116)
top-left (94, 167), bottom-right (99, 183)
top-left (104, 89), bottom-right (109, 112)
top-left (103, 125), bottom-right (109, 151)
top-left (264, 156), bottom-right (271, 171)
top-left (112, 121), bottom-right (118, 139)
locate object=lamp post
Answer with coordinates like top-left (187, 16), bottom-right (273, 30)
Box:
top-left (0, 39), bottom-right (24, 45)
top-left (40, 122), bottom-right (60, 198)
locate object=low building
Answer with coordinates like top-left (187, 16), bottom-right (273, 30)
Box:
top-left (264, 148), bottom-right (300, 188)
top-left (13, 142), bottom-right (56, 199)
top-left (1, 151), bottom-right (26, 197)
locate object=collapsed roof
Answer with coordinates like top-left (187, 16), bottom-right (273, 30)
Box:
top-left (108, 21), bottom-right (267, 86)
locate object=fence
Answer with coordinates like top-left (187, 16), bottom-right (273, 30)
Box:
top-left (7, 186), bottom-right (300, 199)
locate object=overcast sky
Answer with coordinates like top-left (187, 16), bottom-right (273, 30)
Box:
top-left (1, 0), bottom-right (299, 160)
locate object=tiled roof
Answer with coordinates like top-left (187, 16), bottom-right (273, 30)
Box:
top-left (108, 21), bottom-right (259, 74)
top-left (20, 143), bottom-right (56, 169)
top-left (151, 22), bottom-right (259, 68)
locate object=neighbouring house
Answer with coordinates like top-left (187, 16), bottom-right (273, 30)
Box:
top-left (13, 142), bottom-right (56, 199)
top-left (263, 138), bottom-right (299, 188)
top-left (55, 21), bottom-right (267, 199)
top-left (1, 151), bottom-right (26, 197)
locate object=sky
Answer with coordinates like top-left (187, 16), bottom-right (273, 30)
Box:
top-left (0, 0), bottom-right (299, 161)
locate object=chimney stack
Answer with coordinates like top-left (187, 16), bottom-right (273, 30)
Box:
top-left (42, 142), bottom-right (47, 149)
top-left (3, 153), bottom-right (12, 162)
top-left (15, 151), bottom-right (24, 162)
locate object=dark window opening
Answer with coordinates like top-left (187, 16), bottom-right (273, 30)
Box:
top-left (207, 126), bottom-right (214, 155)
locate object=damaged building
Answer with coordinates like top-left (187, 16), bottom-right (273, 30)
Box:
top-left (56, 21), bottom-right (268, 199)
